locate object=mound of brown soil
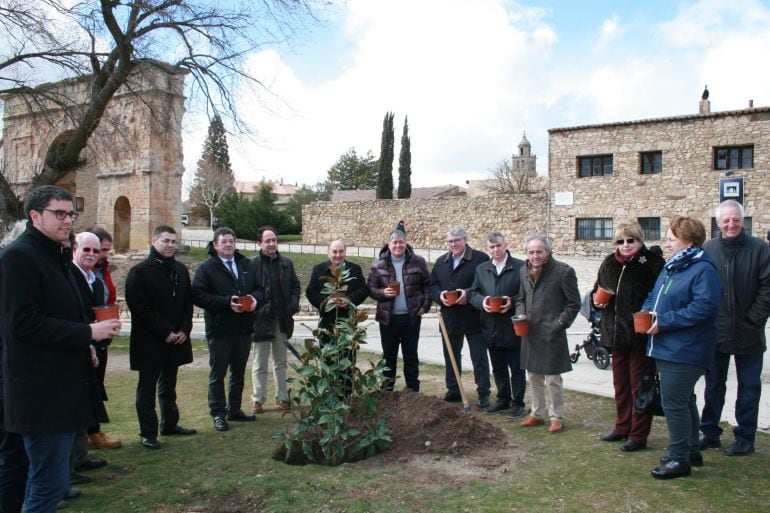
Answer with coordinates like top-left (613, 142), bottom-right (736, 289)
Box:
top-left (273, 390), bottom-right (509, 465)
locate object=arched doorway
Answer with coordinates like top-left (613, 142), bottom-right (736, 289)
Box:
top-left (113, 197), bottom-right (131, 251)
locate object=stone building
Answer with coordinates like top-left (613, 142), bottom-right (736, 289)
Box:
top-left (547, 98), bottom-right (769, 256)
top-left (1, 61), bottom-right (187, 250)
top-left (467, 133), bottom-right (542, 197)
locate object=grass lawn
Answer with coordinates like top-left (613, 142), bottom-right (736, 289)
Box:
top-left (68, 338), bottom-right (769, 513)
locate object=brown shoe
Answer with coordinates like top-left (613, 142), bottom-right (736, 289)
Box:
top-left (88, 432), bottom-right (122, 449)
top-left (277, 400), bottom-right (291, 411)
top-left (520, 416), bottom-right (545, 427)
top-left (251, 401), bottom-right (264, 414)
top-left (548, 421), bottom-right (563, 434)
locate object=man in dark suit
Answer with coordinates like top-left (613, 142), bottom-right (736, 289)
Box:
top-left (0, 186), bottom-right (121, 513)
top-left (429, 227), bottom-right (491, 407)
top-left (125, 225), bottom-right (196, 449)
top-left (192, 227), bottom-right (262, 432)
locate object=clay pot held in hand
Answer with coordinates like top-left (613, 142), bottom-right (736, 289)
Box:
top-left (594, 286), bottom-right (615, 305)
top-left (444, 290), bottom-right (460, 306)
top-left (389, 281), bottom-right (401, 295)
top-left (236, 296), bottom-right (251, 311)
top-left (633, 311), bottom-right (654, 334)
top-left (488, 296), bottom-right (504, 313)
top-left (512, 315), bottom-right (529, 336)
top-left (93, 305), bottom-right (119, 321)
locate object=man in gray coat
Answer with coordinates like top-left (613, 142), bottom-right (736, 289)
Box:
top-left (515, 234), bottom-right (580, 434)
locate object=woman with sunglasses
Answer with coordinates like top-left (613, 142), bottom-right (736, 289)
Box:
top-left (592, 221), bottom-right (665, 452)
top-left (644, 215), bottom-right (721, 479)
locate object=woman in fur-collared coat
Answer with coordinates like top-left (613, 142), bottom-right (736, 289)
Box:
top-left (592, 221), bottom-right (664, 452)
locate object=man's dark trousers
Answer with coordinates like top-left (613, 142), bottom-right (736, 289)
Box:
top-left (208, 334), bottom-right (252, 416)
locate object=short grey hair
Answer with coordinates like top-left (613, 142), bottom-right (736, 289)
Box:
top-left (446, 227), bottom-right (468, 240)
top-left (715, 199), bottom-right (745, 221)
top-left (485, 231), bottom-right (506, 244)
top-left (388, 229), bottom-right (406, 241)
top-left (74, 231), bottom-right (100, 248)
top-left (523, 234), bottom-right (551, 253)
top-left (329, 239), bottom-right (347, 249)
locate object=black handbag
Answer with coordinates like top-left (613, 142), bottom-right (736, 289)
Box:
top-left (634, 373), bottom-right (664, 416)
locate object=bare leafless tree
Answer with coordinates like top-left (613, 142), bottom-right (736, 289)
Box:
top-left (0, 0), bottom-right (324, 222)
top-left (483, 158), bottom-right (542, 194)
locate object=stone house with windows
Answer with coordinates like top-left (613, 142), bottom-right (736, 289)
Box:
top-left (547, 98), bottom-right (770, 256)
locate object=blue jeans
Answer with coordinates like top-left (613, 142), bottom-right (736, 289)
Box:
top-left (701, 351), bottom-right (763, 444)
top-left (657, 359), bottom-right (703, 462)
top-left (443, 331), bottom-right (491, 397)
top-left (23, 432), bottom-right (74, 513)
top-left (380, 314), bottom-right (421, 391)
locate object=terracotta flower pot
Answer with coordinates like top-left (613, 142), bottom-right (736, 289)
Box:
top-left (444, 290), bottom-right (460, 306)
top-left (92, 305), bottom-right (119, 321)
top-left (633, 311), bottom-right (653, 334)
top-left (594, 286), bottom-right (615, 305)
top-left (236, 296), bottom-right (251, 311)
top-left (389, 281), bottom-right (400, 295)
top-left (488, 296), bottom-right (504, 313)
top-left (513, 315), bottom-right (529, 336)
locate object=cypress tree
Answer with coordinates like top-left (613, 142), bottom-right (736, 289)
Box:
top-left (376, 111), bottom-right (395, 199)
top-left (397, 116), bottom-right (411, 199)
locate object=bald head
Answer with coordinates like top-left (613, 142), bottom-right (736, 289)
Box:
top-left (328, 240), bottom-right (347, 265)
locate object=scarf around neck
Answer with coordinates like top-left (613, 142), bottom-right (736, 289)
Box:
top-left (664, 246), bottom-right (704, 274)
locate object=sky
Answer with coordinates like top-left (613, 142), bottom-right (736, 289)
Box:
top-left (3, 1), bottom-right (769, 194)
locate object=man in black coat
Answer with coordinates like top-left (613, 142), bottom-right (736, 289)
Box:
top-left (125, 225), bottom-right (196, 450)
top-left (192, 227), bottom-right (263, 432)
top-left (0, 186), bottom-right (121, 512)
top-left (429, 227), bottom-right (491, 407)
top-left (700, 200), bottom-right (770, 456)
top-left (469, 231), bottom-right (526, 418)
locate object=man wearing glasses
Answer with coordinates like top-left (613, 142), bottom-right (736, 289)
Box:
top-left (0, 186), bottom-right (121, 513)
top-left (429, 227), bottom-right (491, 407)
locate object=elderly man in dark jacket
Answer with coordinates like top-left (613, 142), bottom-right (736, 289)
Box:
top-left (368, 230), bottom-right (430, 392)
top-left (430, 227), bottom-right (491, 407)
top-left (469, 232), bottom-right (526, 417)
top-left (125, 225), bottom-right (196, 450)
top-left (192, 227), bottom-right (262, 432)
top-left (516, 234), bottom-right (580, 434)
top-left (700, 200), bottom-right (770, 456)
top-left (0, 186), bottom-right (121, 513)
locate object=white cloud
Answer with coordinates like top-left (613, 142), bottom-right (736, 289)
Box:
top-left (594, 14), bottom-right (622, 51)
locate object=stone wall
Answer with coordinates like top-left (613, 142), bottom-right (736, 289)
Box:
top-left (302, 193), bottom-right (549, 252)
top-left (548, 108), bottom-right (770, 256)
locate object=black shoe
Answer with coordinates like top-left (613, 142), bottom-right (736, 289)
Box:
top-left (650, 460), bottom-right (692, 480)
top-left (699, 434), bottom-right (721, 449)
top-left (484, 401), bottom-right (511, 415)
top-left (660, 453), bottom-right (704, 467)
top-left (213, 416), bottom-right (229, 431)
top-left (74, 458), bottom-right (107, 472)
top-left (506, 405), bottom-right (525, 419)
top-left (600, 432), bottom-right (626, 442)
top-left (64, 487), bottom-right (81, 500)
top-left (227, 410), bottom-right (257, 422)
top-left (475, 395), bottom-right (490, 409)
top-left (443, 391), bottom-right (462, 403)
top-left (620, 440), bottom-right (646, 452)
top-left (69, 472), bottom-right (91, 485)
top-left (724, 439), bottom-right (754, 456)
top-left (160, 425), bottom-right (197, 436)
top-left (141, 436), bottom-right (160, 449)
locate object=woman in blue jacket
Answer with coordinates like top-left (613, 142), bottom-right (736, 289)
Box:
top-left (643, 216), bottom-right (722, 480)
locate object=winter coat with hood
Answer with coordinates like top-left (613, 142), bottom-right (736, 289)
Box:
top-left (703, 229), bottom-right (770, 355)
top-left (643, 247), bottom-right (722, 369)
top-left (468, 252), bottom-right (524, 348)
top-left (367, 244), bottom-right (430, 325)
top-left (592, 246), bottom-right (665, 352)
top-left (516, 256), bottom-right (581, 375)
top-left (191, 241), bottom-right (264, 339)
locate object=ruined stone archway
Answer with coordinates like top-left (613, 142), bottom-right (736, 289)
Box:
top-left (113, 196), bottom-right (131, 251)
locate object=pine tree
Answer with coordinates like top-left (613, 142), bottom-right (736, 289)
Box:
top-left (397, 116), bottom-right (412, 199)
top-left (189, 115), bottom-right (235, 226)
top-left (375, 111), bottom-right (395, 199)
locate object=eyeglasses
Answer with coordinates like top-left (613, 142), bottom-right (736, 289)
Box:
top-left (615, 238), bottom-right (636, 245)
top-left (79, 247), bottom-right (100, 253)
top-left (40, 209), bottom-right (78, 221)
top-left (445, 238), bottom-right (463, 245)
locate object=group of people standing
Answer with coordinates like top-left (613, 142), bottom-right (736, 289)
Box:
top-left (592, 200), bottom-right (769, 480)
